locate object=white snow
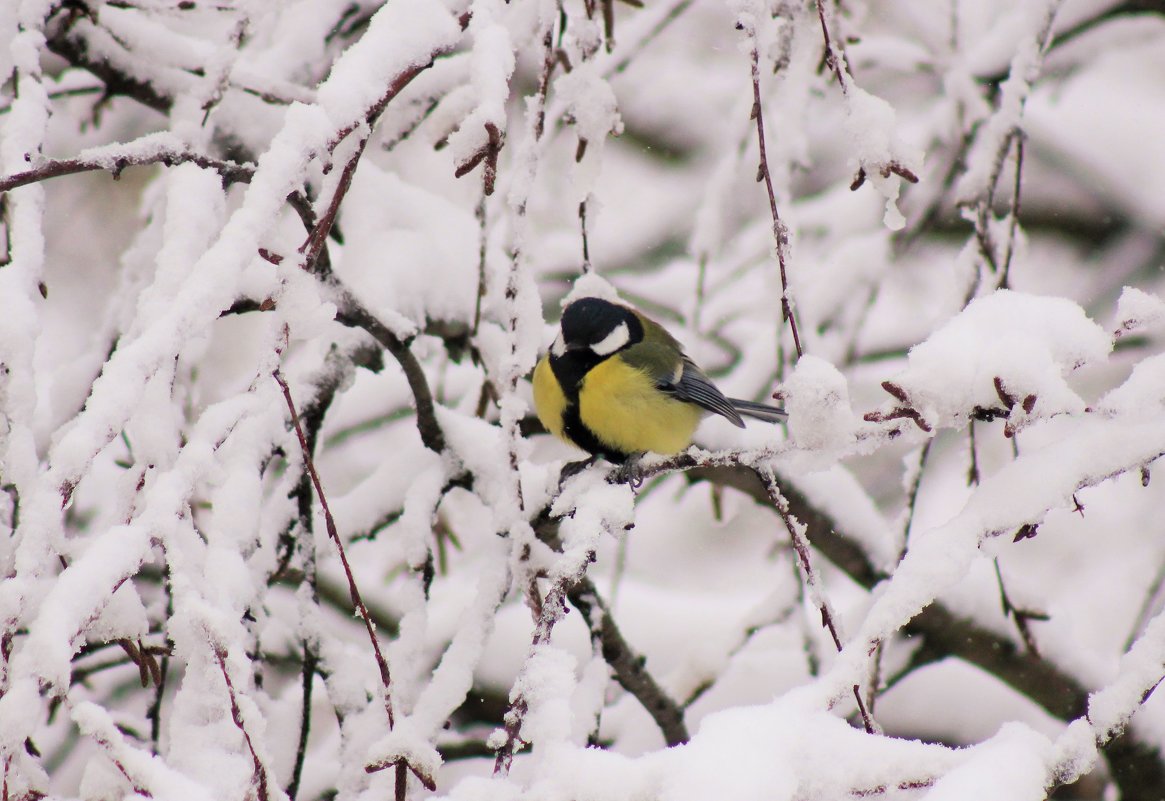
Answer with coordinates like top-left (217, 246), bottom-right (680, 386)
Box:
top-left (5, 1), bottom-right (1165, 799)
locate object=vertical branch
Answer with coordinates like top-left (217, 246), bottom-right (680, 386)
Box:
top-left (745, 27), bottom-right (804, 359)
top-left (815, 0), bottom-right (850, 93)
top-left (900, 441), bottom-right (931, 559)
top-left (870, 441), bottom-right (932, 714)
top-left (287, 639), bottom-right (316, 801)
top-left (968, 418), bottom-right (980, 486)
top-left (287, 500), bottom-right (320, 801)
top-left (971, 129), bottom-right (1016, 276)
top-left (963, 1), bottom-right (1062, 287)
top-left (492, 568), bottom-right (576, 774)
top-left (148, 566), bottom-right (173, 754)
top-left (472, 193), bottom-right (488, 336)
top-left (273, 368), bottom-right (396, 727)
top-left (756, 467), bottom-right (875, 733)
top-left (993, 559), bottom-right (1046, 655)
top-left (998, 133), bottom-right (1025, 289)
top-left (495, 0), bottom-right (558, 519)
top-left (791, 554), bottom-right (822, 677)
top-left (579, 200), bottom-right (593, 273)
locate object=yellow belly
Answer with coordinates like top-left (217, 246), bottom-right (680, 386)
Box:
top-left (579, 358), bottom-right (702, 455)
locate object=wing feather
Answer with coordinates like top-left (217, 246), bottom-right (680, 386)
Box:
top-left (661, 358), bottom-right (745, 427)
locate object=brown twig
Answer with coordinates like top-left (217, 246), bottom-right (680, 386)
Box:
top-left (0, 143), bottom-right (253, 195)
top-left (45, 19), bottom-right (175, 115)
top-left (745, 28), bottom-right (804, 358)
top-left (850, 777), bottom-right (936, 797)
top-left (298, 10), bottom-right (473, 276)
top-left (453, 122), bottom-right (503, 196)
top-left (472, 194), bottom-right (488, 337)
top-left (493, 565), bottom-right (582, 774)
top-left (298, 135), bottom-right (368, 273)
top-left (273, 368), bottom-right (396, 727)
top-left (965, 6), bottom-right (1059, 283)
top-left (605, 0), bottom-right (695, 76)
top-left (213, 644), bottom-right (271, 801)
top-left (900, 441), bottom-right (931, 557)
top-left (815, 0), bottom-right (850, 93)
top-left (755, 467), bottom-right (876, 733)
top-left (86, 727), bottom-right (153, 798)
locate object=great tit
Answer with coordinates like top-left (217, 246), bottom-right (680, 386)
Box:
top-left (532, 297), bottom-right (786, 463)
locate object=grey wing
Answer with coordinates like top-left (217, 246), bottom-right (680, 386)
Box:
top-left (661, 357), bottom-right (746, 428)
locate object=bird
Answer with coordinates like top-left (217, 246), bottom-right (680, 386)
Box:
top-left (532, 296), bottom-right (786, 465)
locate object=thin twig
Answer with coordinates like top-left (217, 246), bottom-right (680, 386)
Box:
top-left (606, 0), bottom-right (695, 76)
top-left (273, 368), bottom-right (396, 727)
top-left (493, 566), bottom-right (581, 773)
top-left (85, 725), bottom-right (153, 797)
top-left (746, 31), bottom-right (803, 358)
top-left (213, 645), bottom-right (272, 801)
top-left (0, 143), bottom-right (254, 194)
top-left (992, 558), bottom-right (1047, 655)
top-left (901, 443), bottom-right (931, 558)
top-left (491, 5), bottom-right (559, 534)
top-left (297, 10), bottom-right (473, 274)
top-left (287, 639), bottom-right (316, 801)
top-left (756, 467), bottom-right (875, 733)
top-left (815, 0), bottom-right (850, 93)
top-left (579, 199), bottom-right (592, 273)
top-left (298, 135), bottom-right (368, 273)
top-left (998, 133), bottom-right (1025, 289)
top-left (1125, 555), bottom-right (1165, 652)
top-left (472, 193), bottom-right (487, 336)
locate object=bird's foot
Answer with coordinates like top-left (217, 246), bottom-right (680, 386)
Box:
top-left (609, 455), bottom-right (646, 489)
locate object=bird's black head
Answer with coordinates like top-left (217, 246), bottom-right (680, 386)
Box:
top-left (557, 297), bottom-right (643, 358)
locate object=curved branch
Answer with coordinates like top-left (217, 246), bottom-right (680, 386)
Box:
top-left (533, 512), bottom-right (690, 747)
top-left (332, 293), bottom-right (446, 454)
top-left (676, 463), bottom-right (1165, 794)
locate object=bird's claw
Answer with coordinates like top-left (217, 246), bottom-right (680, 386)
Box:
top-left (609, 457), bottom-right (645, 489)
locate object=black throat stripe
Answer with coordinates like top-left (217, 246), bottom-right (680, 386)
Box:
top-left (549, 351), bottom-right (632, 463)
top-left (560, 401), bottom-right (631, 464)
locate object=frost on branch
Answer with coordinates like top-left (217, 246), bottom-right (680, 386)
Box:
top-left (3, 1), bottom-right (1165, 801)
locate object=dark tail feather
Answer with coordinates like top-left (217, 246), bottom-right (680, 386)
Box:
top-left (729, 398), bottom-right (787, 423)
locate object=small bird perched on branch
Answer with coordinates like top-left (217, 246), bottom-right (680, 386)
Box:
top-left (533, 297), bottom-right (785, 465)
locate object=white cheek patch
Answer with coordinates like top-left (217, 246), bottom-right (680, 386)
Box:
top-left (590, 322), bottom-right (630, 356)
top-left (550, 333), bottom-right (566, 357)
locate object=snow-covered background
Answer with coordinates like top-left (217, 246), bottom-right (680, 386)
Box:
top-left (1, 0), bottom-right (1164, 799)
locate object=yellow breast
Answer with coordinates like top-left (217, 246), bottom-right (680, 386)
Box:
top-left (579, 358), bottom-right (702, 456)
top-left (532, 355), bottom-right (568, 442)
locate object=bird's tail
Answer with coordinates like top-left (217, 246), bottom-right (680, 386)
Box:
top-left (728, 398), bottom-right (787, 423)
